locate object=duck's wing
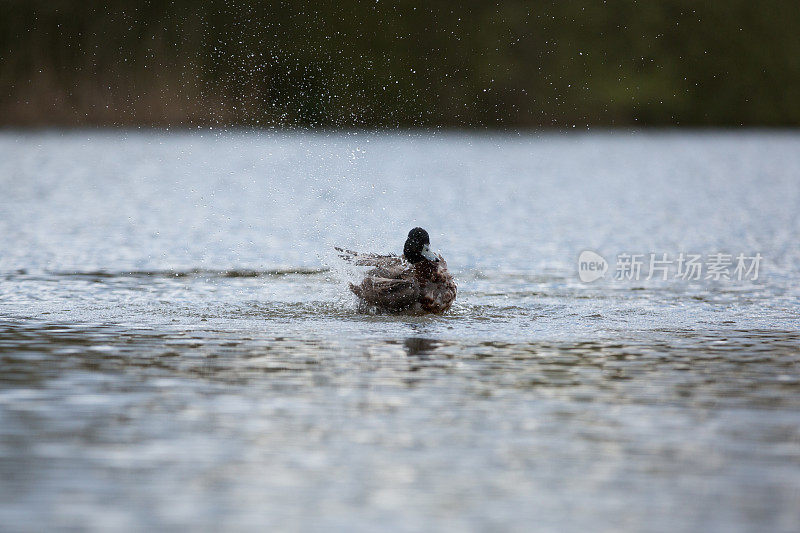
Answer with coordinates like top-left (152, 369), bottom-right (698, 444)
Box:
top-left (349, 264), bottom-right (419, 311)
top-left (334, 247), bottom-right (403, 268)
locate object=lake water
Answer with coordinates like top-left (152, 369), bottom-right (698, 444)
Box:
top-left (1, 130), bottom-right (799, 532)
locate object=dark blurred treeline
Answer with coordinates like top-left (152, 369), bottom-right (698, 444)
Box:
top-left (1, 0), bottom-right (799, 128)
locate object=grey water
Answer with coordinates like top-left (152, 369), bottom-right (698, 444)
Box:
top-left (0, 130), bottom-right (799, 532)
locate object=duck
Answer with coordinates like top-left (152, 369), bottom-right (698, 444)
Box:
top-left (336, 227), bottom-right (457, 314)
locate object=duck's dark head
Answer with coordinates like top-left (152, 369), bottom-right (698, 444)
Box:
top-left (403, 227), bottom-right (439, 264)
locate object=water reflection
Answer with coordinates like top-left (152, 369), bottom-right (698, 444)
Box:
top-left (403, 337), bottom-right (440, 357)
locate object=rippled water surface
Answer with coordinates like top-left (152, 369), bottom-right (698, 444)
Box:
top-left (1, 131), bottom-right (799, 532)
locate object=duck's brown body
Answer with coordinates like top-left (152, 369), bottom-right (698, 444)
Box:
top-left (337, 248), bottom-right (456, 314)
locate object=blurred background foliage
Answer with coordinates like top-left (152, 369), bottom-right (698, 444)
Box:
top-left (1, 0), bottom-right (799, 128)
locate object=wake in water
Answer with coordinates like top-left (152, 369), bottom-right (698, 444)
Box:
top-left (44, 268), bottom-right (330, 279)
